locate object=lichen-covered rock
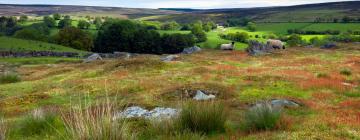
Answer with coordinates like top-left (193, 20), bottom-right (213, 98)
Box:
top-left (113, 106), bottom-right (179, 120)
top-left (193, 90), bottom-right (216, 100)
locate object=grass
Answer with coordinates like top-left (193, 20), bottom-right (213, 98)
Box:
top-left (0, 37), bottom-right (85, 53)
top-left (0, 72), bottom-right (21, 84)
top-left (244, 103), bottom-right (281, 131)
top-left (0, 43), bottom-right (359, 139)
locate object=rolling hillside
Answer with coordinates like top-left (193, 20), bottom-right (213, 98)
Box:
top-left (151, 1), bottom-right (360, 23)
top-left (0, 4), bottom-right (181, 19)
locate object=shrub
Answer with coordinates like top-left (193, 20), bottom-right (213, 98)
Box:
top-left (316, 72), bottom-right (329, 78)
top-left (176, 101), bottom-right (226, 134)
top-left (247, 22), bottom-right (256, 32)
top-left (161, 33), bottom-right (195, 54)
top-left (244, 103), bottom-right (281, 131)
top-left (0, 72), bottom-right (21, 84)
top-left (222, 32), bottom-right (249, 43)
top-left (161, 21), bottom-right (180, 30)
top-left (340, 68), bottom-right (352, 76)
top-left (286, 34), bottom-right (304, 46)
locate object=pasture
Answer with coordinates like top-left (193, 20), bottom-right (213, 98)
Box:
top-left (0, 43), bottom-right (359, 139)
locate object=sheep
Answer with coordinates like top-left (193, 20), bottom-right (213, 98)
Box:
top-left (220, 42), bottom-right (235, 50)
top-left (266, 39), bottom-right (285, 50)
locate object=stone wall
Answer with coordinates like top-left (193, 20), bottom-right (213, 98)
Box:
top-left (0, 51), bottom-right (80, 58)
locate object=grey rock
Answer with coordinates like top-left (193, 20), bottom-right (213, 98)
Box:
top-left (193, 90), bottom-right (216, 101)
top-left (182, 46), bottom-right (201, 54)
top-left (83, 53), bottom-right (103, 63)
top-left (270, 99), bottom-right (300, 108)
top-left (252, 99), bottom-right (300, 109)
top-left (161, 55), bottom-right (179, 62)
top-left (305, 45), bottom-right (314, 48)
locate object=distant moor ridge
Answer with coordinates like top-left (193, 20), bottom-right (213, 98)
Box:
top-left (0, 1), bottom-right (359, 22)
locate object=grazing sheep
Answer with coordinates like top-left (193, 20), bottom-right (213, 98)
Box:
top-left (267, 39), bottom-right (285, 50)
top-left (221, 42), bottom-right (235, 50)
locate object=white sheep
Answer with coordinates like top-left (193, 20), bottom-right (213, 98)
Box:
top-left (220, 42), bottom-right (235, 50)
top-left (267, 39), bottom-right (285, 49)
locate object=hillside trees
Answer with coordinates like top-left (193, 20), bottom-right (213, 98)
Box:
top-left (55, 27), bottom-right (93, 51)
top-left (53, 13), bottom-right (61, 20)
top-left (14, 23), bottom-right (50, 41)
top-left (43, 16), bottom-right (56, 28)
top-left (94, 19), bottom-right (195, 54)
top-left (58, 16), bottom-right (72, 28)
top-left (161, 21), bottom-right (180, 30)
top-left (191, 21), bottom-right (207, 42)
top-left (78, 20), bottom-right (91, 29)
top-left (0, 16), bottom-right (21, 35)
top-left (19, 15), bottom-right (28, 23)
top-left (94, 17), bottom-right (103, 30)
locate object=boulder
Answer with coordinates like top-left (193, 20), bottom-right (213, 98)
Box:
top-left (113, 106), bottom-right (179, 120)
top-left (182, 46), bottom-right (201, 54)
top-left (193, 90), bottom-right (216, 101)
top-left (270, 99), bottom-right (300, 108)
top-left (83, 53), bottom-right (102, 63)
top-left (161, 55), bottom-right (179, 62)
top-left (246, 40), bottom-right (272, 56)
top-left (321, 43), bottom-right (337, 49)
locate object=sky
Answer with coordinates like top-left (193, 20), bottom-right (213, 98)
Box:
top-left (0, 0), bottom-right (348, 9)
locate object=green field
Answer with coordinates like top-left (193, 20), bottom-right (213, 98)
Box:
top-left (0, 37), bottom-right (86, 53)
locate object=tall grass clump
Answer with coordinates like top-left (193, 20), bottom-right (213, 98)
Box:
top-left (11, 109), bottom-right (64, 138)
top-left (0, 72), bottom-right (21, 84)
top-left (0, 117), bottom-right (7, 140)
top-left (244, 103), bottom-right (281, 131)
top-left (176, 101), bottom-right (227, 134)
top-left (340, 68), bottom-right (352, 76)
top-left (61, 101), bottom-right (133, 140)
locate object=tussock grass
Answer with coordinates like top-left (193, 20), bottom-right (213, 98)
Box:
top-left (244, 103), bottom-right (282, 131)
top-left (0, 117), bottom-right (7, 140)
top-left (11, 109), bottom-right (64, 137)
top-left (61, 100), bottom-right (133, 140)
top-left (0, 72), bottom-right (21, 84)
top-left (103, 56), bottom-right (165, 72)
top-left (340, 68), bottom-right (352, 76)
top-left (176, 101), bottom-right (227, 134)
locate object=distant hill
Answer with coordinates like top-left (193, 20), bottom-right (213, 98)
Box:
top-left (0, 4), bottom-right (180, 19)
top-left (152, 1), bottom-right (360, 23)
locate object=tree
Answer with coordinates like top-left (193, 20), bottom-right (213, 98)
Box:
top-left (180, 24), bottom-right (191, 30)
top-left (191, 21), bottom-right (207, 42)
top-left (19, 15), bottom-right (28, 23)
top-left (55, 27), bottom-right (93, 51)
top-left (247, 22), bottom-right (256, 32)
top-left (6, 17), bottom-right (17, 28)
top-left (53, 13), bottom-right (61, 20)
top-left (161, 21), bottom-right (180, 30)
top-left (161, 33), bottom-right (195, 54)
top-left (58, 18), bottom-right (72, 29)
top-left (43, 16), bottom-right (56, 28)
top-left (78, 20), bottom-right (91, 29)
top-left (14, 28), bottom-right (45, 41)
top-left (94, 17), bottom-right (102, 30)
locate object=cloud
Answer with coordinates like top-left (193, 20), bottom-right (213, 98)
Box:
top-left (0, 0), bottom-right (346, 8)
